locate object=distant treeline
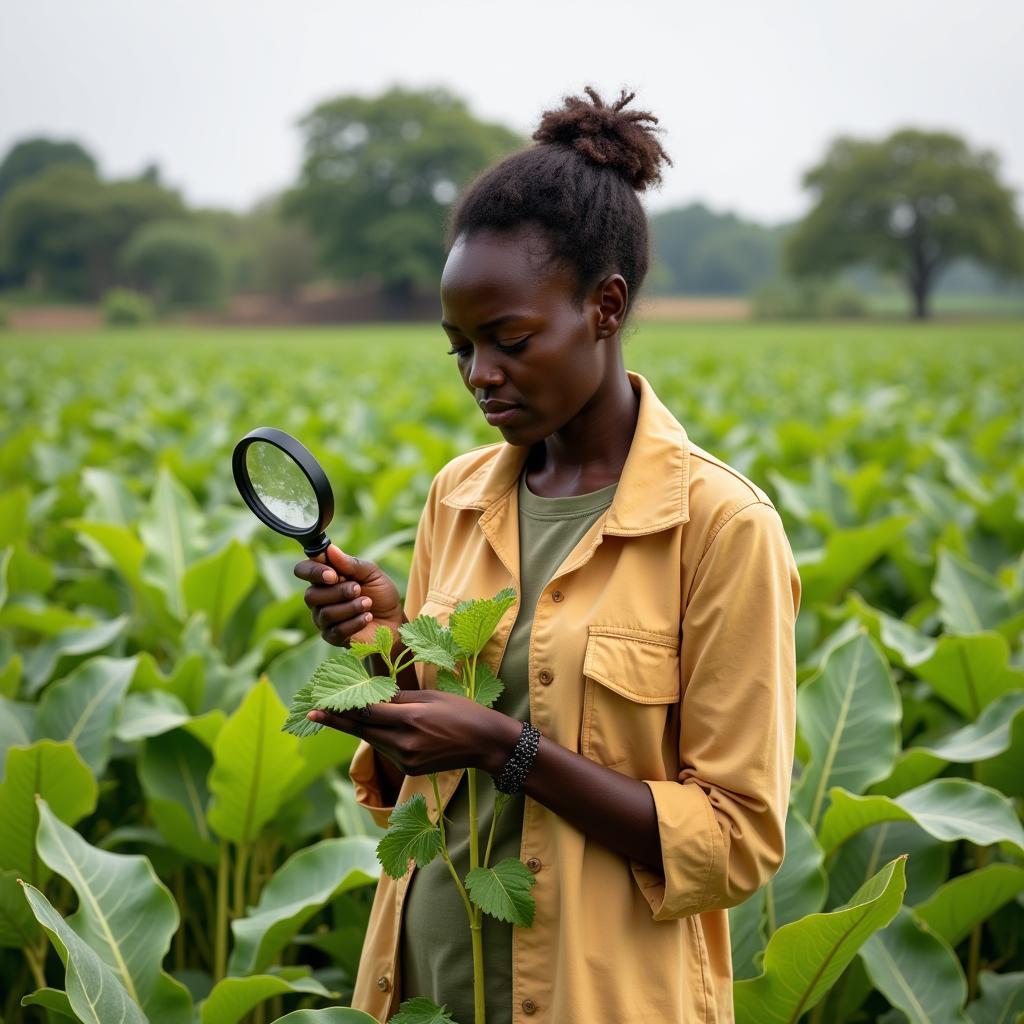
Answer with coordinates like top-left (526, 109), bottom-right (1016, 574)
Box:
top-left (647, 202), bottom-right (1022, 301)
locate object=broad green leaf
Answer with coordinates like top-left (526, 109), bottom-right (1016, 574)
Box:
top-left (208, 677), bottom-right (302, 843)
top-left (0, 650), bottom-right (22, 698)
top-left (967, 970), bottom-right (1024, 1024)
top-left (5, 540), bottom-right (56, 595)
top-left (377, 793), bottom-right (442, 879)
top-left (80, 466), bottom-right (140, 525)
top-left (398, 615), bottom-right (461, 671)
top-left (733, 855), bottom-right (907, 1024)
top-left (914, 864), bottom-right (1024, 947)
top-left (0, 741), bottom-right (97, 885)
top-left (23, 614), bottom-right (130, 694)
top-left (0, 487), bottom-right (30, 546)
top-left (763, 809), bottom-right (827, 934)
top-left (331, 776), bottom-right (388, 839)
top-left (281, 727), bottom-right (360, 802)
top-left (36, 655), bottom-right (136, 775)
top-left (794, 631), bottom-right (901, 829)
top-left (465, 857), bottom-right (537, 927)
top-left (139, 729), bottom-right (220, 866)
top-left (199, 974), bottom-right (333, 1024)
top-left (20, 882), bottom-right (147, 1024)
top-left (273, 1009), bottom-right (380, 1023)
top-left (980, 700), bottom-right (1024, 797)
top-left (729, 887), bottom-right (767, 980)
top-left (448, 587), bottom-right (516, 656)
top-left (0, 694), bottom-right (36, 772)
top-left (131, 649), bottom-right (205, 714)
top-left (139, 465), bottom-right (208, 619)
top-left (0, 545), bottom-right (12, 611)
top-left (35, 798), bottom-right (192, 1023)
top-left (871, 691), bottom-right (1024, 798)
top-left (860, 906), bottom-right (970, 1024)
top-left (267, 634), bottom-right (332, 706)
top-left (795, 515), bottom-right (910, 607)
top-left (389, 997), bottom-right (460, 1024)
top-left (20, 987), bottom-right (75, 1018)
top-left (0, 867), bottom-right (36, 947)
top-left (115, 689), bottom-right (192, 741)
top-left (933, 547), bottom-right (1018, 636)
top-left (229, 836), bottom-right (379, 974)
top-left (913, 633), bottom-right (1024, 719)
top-left (183, 539), bottom-right (257, 642)
top-left (819, 779), bottom-right (1024, 856)
top-left (838, 591), bottom-right (937, 666)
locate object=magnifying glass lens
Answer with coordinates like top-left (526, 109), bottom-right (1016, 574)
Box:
top-left (245, 440), bottom-right (320, 530)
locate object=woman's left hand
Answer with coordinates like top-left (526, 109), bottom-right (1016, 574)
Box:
top-left (307, 689), bottom-right (514, 776)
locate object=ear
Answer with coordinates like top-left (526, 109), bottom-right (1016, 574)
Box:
top-left (589, 274), bottom-right (629, 339)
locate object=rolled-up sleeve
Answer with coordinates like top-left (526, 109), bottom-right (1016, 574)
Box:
top-left (349, 472), bottom-right (440, 826)
top-left (630, 500), bottom-right (801, 920)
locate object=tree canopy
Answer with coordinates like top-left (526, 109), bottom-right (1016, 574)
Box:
top-left (0, 137), bottom-right (96, 205)
top-left (786, 128), bottom-right (1024, 318)
top-left (283, 86), bottom-right (523, 304)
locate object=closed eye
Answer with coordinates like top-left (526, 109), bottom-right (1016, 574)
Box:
top-left (446, 337), bottom-right (530, 358)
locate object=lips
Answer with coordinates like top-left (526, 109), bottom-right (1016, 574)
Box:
top-left (480, 399), bottom-right (520, 413)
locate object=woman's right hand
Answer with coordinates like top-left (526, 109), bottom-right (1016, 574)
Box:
top-left (294, 543), bottom-right (404, 649)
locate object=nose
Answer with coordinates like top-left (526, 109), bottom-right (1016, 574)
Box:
top-left (465, 348), bottom-right (504, 390)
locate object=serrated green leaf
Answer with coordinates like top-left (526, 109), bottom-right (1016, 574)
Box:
top-left (282, 681), bottom-right (324, 737)
top-left (470, 663), bottom-right (504, 708)
top-left (349, 625), bottom-right (395, 661)
top-left (376, 793), bottom-right (441, 879)
top-left (436, 668), bottom-right (464, 695)
top-left (399, 615), bottom-right (461, 671)
top-left (464, 857), bottom-right (536, 926)
top-left (448, 588), bottom-right (516, 656)
top-left (389, 996), bottom-right (461, 1024)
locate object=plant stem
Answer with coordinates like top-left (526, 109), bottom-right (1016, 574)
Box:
top-left (24, 943), bottom-right (47, 990)
top-left (233, 841), bottom-right (251, 920)
top-left (967, 842), bottom-right (990, 1000)
top-left (215, 841), bottom-right (230, 981)
top-left (431, 773), bottom-right (474, 924)
top-left (482, 798), bottom-right (501, 870)
top-left (173, 869), bottom-right (186, 971)
top-left (471, 909), bottom-right (486, 1024)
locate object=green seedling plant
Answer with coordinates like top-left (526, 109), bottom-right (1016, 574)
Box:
top-left (284, 587), bottom-right (533, 1024)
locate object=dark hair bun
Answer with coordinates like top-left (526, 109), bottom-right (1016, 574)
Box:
top-left (532, 85), bottom-right (672, 192)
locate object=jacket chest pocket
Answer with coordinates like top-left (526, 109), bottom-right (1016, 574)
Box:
top-left (580, 626), bottom-right (680, 771)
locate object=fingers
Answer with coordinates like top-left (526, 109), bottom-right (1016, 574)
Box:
top-left (303, 579), bottom-right (366, 610)
top-left (293, 557), bottom-right (345, 587)
top-left (326, 544), bottom-right (373, 582)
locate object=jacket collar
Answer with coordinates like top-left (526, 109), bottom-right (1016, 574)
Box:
top-left (440, 370), bottom-right (690, 536)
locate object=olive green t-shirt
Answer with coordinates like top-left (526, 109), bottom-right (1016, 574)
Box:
top-left (400, 470), bottom-right (618, 1024)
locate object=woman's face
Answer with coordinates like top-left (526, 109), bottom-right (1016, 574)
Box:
top-left (439, 225), bottom-right (613, 446)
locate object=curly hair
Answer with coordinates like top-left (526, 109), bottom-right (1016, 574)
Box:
top-left (445, 86), bottom-right (672, 319)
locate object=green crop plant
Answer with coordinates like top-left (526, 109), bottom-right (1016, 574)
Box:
top-left (284, 589), bottom-right (533, 1024)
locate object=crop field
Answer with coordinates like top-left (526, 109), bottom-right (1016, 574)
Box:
top-left (1, 319), bottom-right (1023, 1024)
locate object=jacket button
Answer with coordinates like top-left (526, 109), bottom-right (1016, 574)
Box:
top-left (522, 998), bottom-right (537, 1014)
top-left (551, 589), bottom-right (564, 602)
top-left (526, 857), bottom-right (542, 872)
top-left (376, 976), bottom-right (390, 992)
top-left (538, 670), bottom-right (553, 685)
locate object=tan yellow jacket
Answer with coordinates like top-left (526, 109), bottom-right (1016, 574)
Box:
top-left (349, 370), bottom-right (801, 1023)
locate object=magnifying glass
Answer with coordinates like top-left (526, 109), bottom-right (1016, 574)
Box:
top-left (231, 427), bottom-right (335, 558)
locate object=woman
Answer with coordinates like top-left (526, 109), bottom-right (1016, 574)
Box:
top-left (294, 87), bottom-right (801, 1024)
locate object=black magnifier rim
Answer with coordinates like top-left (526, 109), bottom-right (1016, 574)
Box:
top-left (232, 427), bottom-right (334, 544)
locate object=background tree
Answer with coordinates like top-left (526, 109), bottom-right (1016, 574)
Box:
top-left (0, 136), bottom-right (96, 205)
top-left (119, 219), bottom-right (228, 309)
top-left (284, 86), bottom-right (523, 308)
top-left (786, 128), bottom-right (1024, 318)
top-left (0, 163), bottom-right (185, 298)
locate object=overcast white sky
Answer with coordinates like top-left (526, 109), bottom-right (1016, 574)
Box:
top-left (1, 0), bottom-right (1021, 224)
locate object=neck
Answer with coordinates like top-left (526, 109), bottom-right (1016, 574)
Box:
top-left (527, 366), bottom-right (640, 497)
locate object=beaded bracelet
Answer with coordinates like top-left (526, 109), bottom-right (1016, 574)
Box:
top-left (493, 721), bottom-right (541, 795)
